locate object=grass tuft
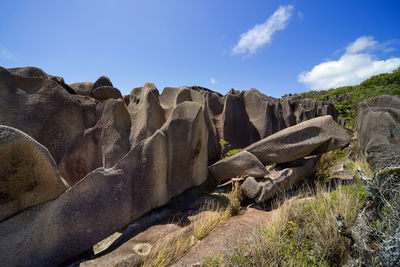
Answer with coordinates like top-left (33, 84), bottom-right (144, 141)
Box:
top-left (142, 182), bottom-right (244, 266)
top-left (205, 181), bottom-right (366, 266)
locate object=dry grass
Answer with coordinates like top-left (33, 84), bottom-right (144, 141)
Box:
top-left (312, 149), bottom-right (349, 182)
top-left (194, 203), bottom-right (226, 240)
top-left (205, 181), bottom-right (366, 266)
top-left (142, 228), bottom-right (193, 267)
top-left (142, 182), bottom-right (244, 266)
top-left (354, 156), bottom-right (373, 178)
top-left (195, 182), bottom-right (243, 240)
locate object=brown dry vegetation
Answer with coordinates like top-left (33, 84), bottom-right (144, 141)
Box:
top-left (141, 182), bottom-right (243, 266)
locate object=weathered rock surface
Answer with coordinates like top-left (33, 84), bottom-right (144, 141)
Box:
top-left (208, 151), bottom-right (269, 183)
top-left (69, 82), bottom-right (94, 97)
top-left (0, 126), bottom-right (68, 221)
top-left (242, 156), bottom-right (320, 203)
top-left (220, 89), bottom-right (260, 151)
top-left (0, 102), bottom-right (208, 267)
top-left (92, 86), bottom-right (122, 100)
top-left (0, 65), bottom-right (344, 266)
top-left (92, 75), bottom-right (113, 90)
top-left (128, 83), bottom-right (165, 147)
top-left (160, 86), bottom-right (221, 162)
top-left (0, 67), bottom-right (131, 185)
top-left (246, 115), bottom-right (350, 164)
top-left (356, 95), bottom-right (400, 171)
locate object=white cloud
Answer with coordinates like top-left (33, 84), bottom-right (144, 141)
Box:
top-left (210, 78), bottom-right (217, 84)
top-left (298, 36), bottom-right (400, 90)
top-left (346, 36), bottom-right (377, 54)
top-left (0, 46), bottom-right (16, 60)
top-left (232, 5), bottom-right (294, 55)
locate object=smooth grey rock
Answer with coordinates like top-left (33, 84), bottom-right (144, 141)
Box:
top-left (245, 115), bottom-right (350, 164)
top-left (0, 126), bottom-right (69, 221)
top-left (69, 82), bottom-right (94, 97)
top-left (208, 151), bottom-right (269, 183)
top-left (92, 86), bottom-right (122, 100)
top-left (128, 83), bottom-right (165, 148)
top-left (0, 102), bottom-right (209, 267)
top-left (356, 95), bottom-right (400, 171)
top-left (242, 156), bottom-right (320, 203)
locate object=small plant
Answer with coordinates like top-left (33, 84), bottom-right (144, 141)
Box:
top-left (345, 161), bottom-right (355, 170)
top-left (312, 149), bottom-right (349, 182)
top-left (202, 255), bottom-right (224, 266)
top-left (219, 139), bottom-right (242, 158)
top-left (224, 148), bottom-right (241, 158)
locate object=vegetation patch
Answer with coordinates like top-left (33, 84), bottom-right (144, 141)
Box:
top-left (311, 148), bottom-right (349, 182)
top-left (219, 139), bottom-right (242, 158)
top-left (300, 67), bottom-right (400, 127)
top-left (203, 182), bottom-right (366, 266)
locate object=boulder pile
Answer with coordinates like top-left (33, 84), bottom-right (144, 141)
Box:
top-left (0, 66), bottom-right (344, 266)
top-left (209, 115), bottom-right (350, 202)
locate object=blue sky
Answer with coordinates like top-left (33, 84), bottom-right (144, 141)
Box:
top-left (1, 0), bottom-right (400, 97)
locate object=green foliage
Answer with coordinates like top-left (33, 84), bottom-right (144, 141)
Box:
top-left (312, 149), bottom-right (349, 182)
top-left (300, 67), bottom-right (400, 126)
top-left (219, 139), bottom-right (242, 158)
top-left (345, 161), bottom-right (355, 170)
top-left (224, 148), bottom-right (241, 157)
top-left (206, 182), bottom-right (366, 266)
top-left (202, 255), bottom-right (224, 266)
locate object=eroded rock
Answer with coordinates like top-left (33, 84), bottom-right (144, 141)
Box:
top-left (208, 151), bottom-right (269, 183)
top-left (0, 126), bottom-right (69, 221)
top-left (242, 156), bottom-right (320, 203)
top-left (356, 95), bottom-right (400, 171)
top-left (246, 115), bottom-right (350, 164)
top-left (0, 102), bottom-right (209, 267)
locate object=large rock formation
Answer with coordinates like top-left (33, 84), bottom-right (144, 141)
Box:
top-left (242, 156), bottom-right (320, 202)
top-left (0, 102), bottom-right (209, 267)
top-left (128, 83), bottom-right (165, 147)
top-left (0, 65), bottom-right (344, 266)
top-left (245, 115), bottom-right (350, 164)
top-left (208, 151), bottom-right (269, 183)
top-left (356, 95), bottom-right (400, 171)
top-left (0, 126), bottom-right (69, 221)
top-left (208, 115), bottom-right (350, 202)
top-left (0, 67), bottom-right (131, 185)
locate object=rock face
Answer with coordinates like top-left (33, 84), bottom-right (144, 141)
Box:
top-left (208, 151), bottom-right (269, 183)
top-left (356, 95), bottom-right (400, 171)
top-left (246, 115), bottom-right (350, 164)
top-left (0, 102), bottom-right (209, 267)
top-left (128, 83), bottom-right (165, 147)
top-left (0, 126), bottom-right (68, 222)
top-left (0, 67), bottom-right (131, 185)
top-left (92, 86), bottom-right (122, 100)
top-left (208, 115), bottom-right (350, 202)
top-left (69, 82), bottom-right (93, 97)
top-left (242, 156), bottom-right (320, 202)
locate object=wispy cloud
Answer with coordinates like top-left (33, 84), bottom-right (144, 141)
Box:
top-left (0, 46), bottom-right (16, 60)
top-left (232, 5), bottom-right (294, 55)
top-left (298, 36), bottom-right (400, 90)
top-left (210, 78), bottom-right (217, 84)
top-left (297, 11), bottom-right (304, 20)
